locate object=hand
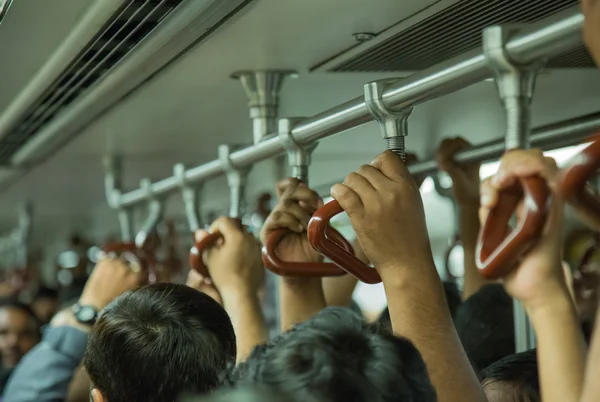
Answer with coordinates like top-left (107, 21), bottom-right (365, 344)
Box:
top-left (78, 258), bottom-right (144, 311)
top-left (186, 269), bottom-right (223, 306)
top-left (202, 217), bottom-right (264, 298)
top-left (331, 150), bottom-right (433, 275)
top-left (436, 137), bottom-right (480, 207)
top-left (582, 0), bottom-right (600, 66)
top-left (479, 149), bottom-right (566, 308)
top-left (260, 178), bottom-right (324, 264)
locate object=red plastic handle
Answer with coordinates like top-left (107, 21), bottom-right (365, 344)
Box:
top-left (307, 200), bottom-right (382, 284)
top-left (189, 219), bottom-right (243, 278)
top-left (558, 136), bottom-right (600, 228)
top-left (103, 242), bottom-right (157, 283)
top-left (262, 228), bottom-right (351, 277)
top-left (476, 176), bottom-right (551, 279)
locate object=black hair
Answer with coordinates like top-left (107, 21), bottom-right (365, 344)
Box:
top-left (34, 286), bottom-right (59, 300)
top-left (378, 281), bottom-right (461, 330)
top-left (480, 350), bottom-right (539, 402)
top-left (84, 283), bottom-right (236, 402)
top-left (0, 298), bottom-right (41, 331)
top-left (231, 307), bottom-right (437, 402)
top-left (454, 284), bottom-right (515, 372)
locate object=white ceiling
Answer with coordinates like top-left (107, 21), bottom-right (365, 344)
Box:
top-left (0, 0), bottom-right (598, 250)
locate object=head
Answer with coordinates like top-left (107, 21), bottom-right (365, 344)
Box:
top-left (0, 299), bottom-right (41, 369)
top-left (480, 350), bottom-right (539, 402)
top-left (32, 287), bottom-right (59, 324)
top-left (84, 283), bottom-right (236, 402)
top-left (180, 387), bottom-right (290, 402)
top-left (454, 284), bottom-right (515, 372)
top-left (232, 307), bottom-right (437, 402)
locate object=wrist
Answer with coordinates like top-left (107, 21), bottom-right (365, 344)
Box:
top-left (377, 258), bottom-right (439, 290)
top-left (524, 283), bottom-right (575, 321)
top-left (77, 295), bottom-right (108, 311)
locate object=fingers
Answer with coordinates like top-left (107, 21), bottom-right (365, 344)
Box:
top-left (479, 177), bottom-right (497, 224)
top-left (436, 137), bottom-right (474, 172)
top-left (492, 150), bottom-right (558, 190)
top-left (331, 183), bottom-right (363, 217)
top-left (210, 216), bottom-right (243, 240)
top-left (370, 150), bottom-right (412, 182)
top-left (194, 229), bottom-right (210, 242)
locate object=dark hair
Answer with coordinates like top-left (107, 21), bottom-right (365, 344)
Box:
top-left (34, 286), bottom-right (59, 300)
top-left (232, 307), bottom-right (436, 402)
top-left (378, 281), bottom-right (461, 329)
top-left (84, 283), bottom-right (236, 402)
top-left (454, 284), bottom-right (514, 372)
top-left (480, 350), bottom-right (539, 402)
top-left (0, 298), bottom-right (41, 331)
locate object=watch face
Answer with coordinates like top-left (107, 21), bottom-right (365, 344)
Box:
top-left (76, 306), bottom-right (98, 324)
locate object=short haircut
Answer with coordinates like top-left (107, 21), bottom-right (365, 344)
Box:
top-left (0, 298), bottom-right (41, 332)
top-left (84, 283), bottom-right (236, 402)
top-left (454, 284), bottom-right (515, 372)
top-left (231, 307), bottom-right (436, 402)
top-left (480, 350), bottom-right (539, 402)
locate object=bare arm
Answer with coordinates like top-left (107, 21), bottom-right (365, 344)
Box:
top-left (322, 242), bottom-right (361, 307)
top-left (332, 150), bottom-right (486, 402)
top-left (280, 277), bottom-right (327, 331)
top-left (581, 305), bottom-right (600, 402)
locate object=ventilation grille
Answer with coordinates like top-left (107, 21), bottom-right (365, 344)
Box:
top-left (319, 0), bottom-right (593, 73)
top-left (0, 0), bottom-right (184, 164)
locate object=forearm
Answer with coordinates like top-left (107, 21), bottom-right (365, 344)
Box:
top-left (222, 290), bottom-right (268, 363)
top-left (383, 263), bottom-right (486, 402)
top-left (323, 275), bottom-right (358, 307)
top-left (526, 288), bottom-right (586, 402)
top-left (280, 277), bottom-right (326, 332)
top-left (459, 208), bottom-right (489, 300)
top-left (581, 307), bottom-right (600, 402)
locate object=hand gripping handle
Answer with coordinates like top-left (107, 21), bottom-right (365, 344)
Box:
top-left (476, 176), bottom-right (551, 279)
top-left (189, 218), bottom-right (243, 278)
top-left (103, 241), bottom-right (157, 283)
top-left (307, 200), bottom-right (382, 284)
top-left (262, 226), bottom-right (351, 277)
top-left (558, 136), bottom-right (600, 228)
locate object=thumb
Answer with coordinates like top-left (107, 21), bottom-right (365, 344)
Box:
top-left (209, 217), bottom-right (240, 240)
top-left (194, 229), bottom-right (210, 242)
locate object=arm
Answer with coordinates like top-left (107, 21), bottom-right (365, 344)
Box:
top-left (480, 150), bottom-right (586, 402)
top-left (332, 150), bottom-right (486, 402)
top-left (200, 218), bottom-right (268, 363)
top-left (581, 305), bottom-right (600, 402)
top-left (260, 178), bottom-right (329, 332)
top-left (322, 272), bottom-right (358, 307)
top-left (436, 137), bottom-right (489, 299)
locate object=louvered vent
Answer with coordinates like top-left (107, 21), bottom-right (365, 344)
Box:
top-left (0, 0), bottom-right (184, 163)
top-left (317, 0), bottom-right (593, 73)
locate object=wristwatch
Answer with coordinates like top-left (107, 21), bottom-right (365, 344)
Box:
top-left (72, 303), bottom-right (100, 325)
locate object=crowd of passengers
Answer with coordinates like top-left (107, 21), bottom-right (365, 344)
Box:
top-left (0, 1), bottom-right (598, 401)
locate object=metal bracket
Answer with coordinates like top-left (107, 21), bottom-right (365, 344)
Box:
top-left (483, 25), bottom-right (545, 150)
top-left (219, 144), bottom-right (251, 219)
top-left (364, 79), bottom-right (414, 160)
top-left (134, 178), bottom-right (164, 249)
top-left (174, 163), bottom-right (202, 232)
top-left (278, 118), bottom-right (317, 184)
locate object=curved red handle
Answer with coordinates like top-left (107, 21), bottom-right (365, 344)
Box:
top-left (189, 219), bottom-right (243, 278)
top-left (103, 242), bottom-right (157, 283)
top-left (262, 228), bottom-right (351, 277)
top-left (307, 200), bottom-right (382, 284)
top-left (558, 136), bottom-right (600, 228)
top-left (476, 176), bottom-right (551, 279)
top-left (189, 232), bottom-right (223, 277)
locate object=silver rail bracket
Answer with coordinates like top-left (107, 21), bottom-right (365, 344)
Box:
top-left (231, 70), bottom-right (298, 144)
top-left (134, 178), bottom-right (164, 249)
top-left (483, 25), bottom-right (545, 150)
top-left (219, 144), bottom-right (251, 219)
top-left (364, 79), bottom-right (414, 161)
top-left (278, 117), bottom-right (317, 184)
top-left (174, 163), bottom-right (202, 232)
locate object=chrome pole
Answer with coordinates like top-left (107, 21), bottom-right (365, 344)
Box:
top-left (116, 8), bottom-right (584, 209)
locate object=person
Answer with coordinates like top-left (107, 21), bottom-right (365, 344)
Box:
top-left (454, 284), bottom-right (515, 372)
top-left (259, 153), bottom-right (486, 402)
top-left (84, 283), bottom-right (236, 402)
top-left (233, 307), bottom-right (436, 402)
top-left (479, 149), bottom-right (586, 402)
top-left (480, 350), bottom-right (539, 402)
top-left (436, 137), bottom-right (489, 300)
top-left (31, 287), bottom-right (59, 325)
top-left (0, 300), bottom-right (40, 394)
top-left (3, 257), bottom-right (144, 402)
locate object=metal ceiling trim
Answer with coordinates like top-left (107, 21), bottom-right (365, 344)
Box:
top-left (11, 0), bottom-right (255, 166)
top-left (311, 0), bottom-right (460, 73)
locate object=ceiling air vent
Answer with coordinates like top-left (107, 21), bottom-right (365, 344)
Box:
top-left (0, 0), bottom-right (254, 168)
top-left (313, 0), bottom-right (593, 73)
